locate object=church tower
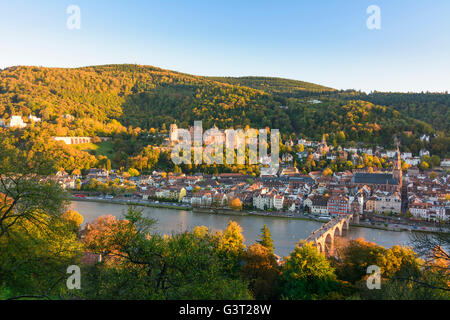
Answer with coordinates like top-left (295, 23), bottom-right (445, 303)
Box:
top-left (393, 143), bottom-right (402, 187)
top-left (319, 134), bottom-right (329, 154)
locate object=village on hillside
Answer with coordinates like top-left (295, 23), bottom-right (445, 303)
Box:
top-left (51, 132), bottom-right (450, 231)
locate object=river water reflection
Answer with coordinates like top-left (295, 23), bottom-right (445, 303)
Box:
top-left (72, 201), bottom-right (414, 257)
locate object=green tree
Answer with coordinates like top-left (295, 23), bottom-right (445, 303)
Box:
top-left (430, 155), bottom-right (441, 168)
top-left (0, 215), bottom-right (83, 299)
top-left (281, 242), bottom-right (340, 300)
top-left (257, 224), bottom-right (274, 255)
top-left (80, 207), bottom-right (251, 300)
top-left (0, 136), bottom-right (69, 238)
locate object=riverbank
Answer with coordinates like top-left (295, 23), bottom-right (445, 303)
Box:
top-left (72, 197), bottom-right (191, 211)
top-left (72, 200), bottom-right (423, 256)
top-left (71, 197), bottom-right (448, 234)
top-left (73, 197), bottom-right (332, 223)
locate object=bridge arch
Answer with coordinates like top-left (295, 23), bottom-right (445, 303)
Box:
top-left (316, 242), bottom-right (323, 254)
top-left (343, 218), bottom-right (350, 231)
top-left (334, 225), bottom-right (342, 238)
top-left (305, 214), bottom-right (355, 255)
top-left (324, 232), bottom-right (334, 255)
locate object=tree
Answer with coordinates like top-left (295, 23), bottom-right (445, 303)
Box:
top-left (128, 168), bottom-right (140, 177)
top-left (173, 165), bottom-right (182, 174)
top-left (377, 245), bottom-right (422, 279)
top-left (92, 136), bottom-right (101, 144)
top-left (219, 221), bottom-right (246, 255)
top-left (281, 242), bottom-right (341, 300)
top-left (410, 230), bottom-right (450, 265)
top-left (61, 209), bottom-right (84, 229)
top-left (229, 198), bottom-right (242, 211)
top-left (401, 162), bottom-right (410, 172)
top-left (420, 161), bottom-right (429, 171)
top-left (430, 155), bottom-right (441, 168)
top-left (193, 226), bottom-right (209, 238)
top-left (217, 220), bottom-right (246, 276)
top-left (241, 244), bottom-right (280, 299)
top-left (366, 245), bottom-right (449, 300)
top-left (334, 238), bottom-right (385, 284)
top-left (0, 213), bottom-right (83, 299)
top-left (257, 224), bottom-right (274, 255)
top-left (0, 137), bottom-right (69, 239)
top-left (106, 159), bottom-right (112, 172)
top-left (337, 131), bottom-right (346, 143)
top-left (80, 207), bottom-right (252, 300)
top-left (83, 214), bottom-right (133, 261)
top-left (409, 229), bottom-right (450, 295)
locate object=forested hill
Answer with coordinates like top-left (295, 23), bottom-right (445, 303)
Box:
top-left (336, 91), bottom-right (450, 133)
top-left (207, 76), bottom-right (335, 97)
top-left (0, 64), bottom-right (447, 155)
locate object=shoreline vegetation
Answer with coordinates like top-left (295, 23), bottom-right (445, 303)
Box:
top-left (71, 197), bottom-right (450, 235)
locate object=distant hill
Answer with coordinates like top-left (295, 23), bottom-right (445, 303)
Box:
top-left (207, 76), bottom-right (335, 97)
top-left (0, 64), bottom-right (446, 156)
top-left (338, 91), bottom-right (450, 134)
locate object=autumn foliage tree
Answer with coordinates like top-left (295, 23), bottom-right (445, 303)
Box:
top-left (229, 198), bottom-right (243, 211)
top-left (80, 208), bottom-right (251, 299)
top-left (241, 244), bottom-right (280, 299)
top-left (334, 238), bottom-right (386, 284)
top-left (62, 209), bottom-right (84, 229)
top-left (82, 214), bottom-right (137, 266)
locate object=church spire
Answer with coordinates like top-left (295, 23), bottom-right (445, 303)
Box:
top-left (393, 140), bottom-right (402, 187)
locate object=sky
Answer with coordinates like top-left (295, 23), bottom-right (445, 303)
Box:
top-left (0, 0), bottom-right (449, 92)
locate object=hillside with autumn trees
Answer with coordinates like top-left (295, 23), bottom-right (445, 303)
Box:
top-left (0, 64), bottom-right (448, 175)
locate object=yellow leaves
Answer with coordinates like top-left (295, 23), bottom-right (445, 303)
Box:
top-left (229, 198), bottom-right (243, 210)
top-left (62, 209), bottom-right (84, 228)
top-left (302, 259), bottom-right (308, 269)
top-left (376, 245), bottom-right (423, 279)
top-left (219, 221), bottom-right (246, 253)
top-left (193, 226), bottom-right (209, 238)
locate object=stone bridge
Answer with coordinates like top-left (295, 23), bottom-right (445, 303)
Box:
top-left (305, 214), bottom-right (356, 255)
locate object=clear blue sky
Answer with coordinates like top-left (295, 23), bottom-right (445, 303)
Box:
top-left (0, 0), bottom-right (449, 92)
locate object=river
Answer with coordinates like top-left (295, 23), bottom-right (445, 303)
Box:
top-left (71, 201), bottom-right (414, 257)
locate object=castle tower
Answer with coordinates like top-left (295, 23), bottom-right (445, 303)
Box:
top-left (393, 143), bottom-right (402, 187)
top-left (169, 124), bottom-right (178, 143)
